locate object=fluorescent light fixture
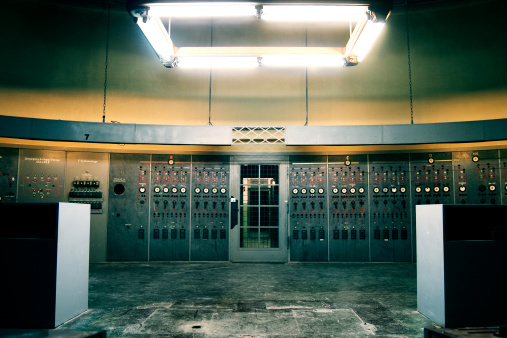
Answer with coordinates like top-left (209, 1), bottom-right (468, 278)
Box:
top-left (137, 16), bottom-right (174, 62)
top-left (147, 3), bottom-right (255, 18)
top-left (174, 56), bottom-right (260, 68)
top-left (262, 55), bottom-right (346, 67)
top-left (129, 2), bottom-right (391, 68)
top-left (345, 20), bottom-right (385, 62)
top-left (260, 5), bottom-right (368, 22)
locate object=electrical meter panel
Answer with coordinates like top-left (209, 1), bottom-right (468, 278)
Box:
top-left (149, 154), bottom-right (191, 261)
top-left (328, 155), bottom-right (369, 262)
top-left (0, 148), bottom-right (18, 204)
top-left (108, 153), bottom-right (150, 261)
top-left (289, 156), bottom-right (328, 262)
top-left (17, 149), bottom-right (65, 203)
top-left (66, 152), bottom-right (110, 263)
top-left (190, 155), bottom-right (230, 261)
top-left (500, 150), bottom-right (507, 205)
top-left (452, 150), bottom-right (500, 205)
top-left (369, 154), bottom-right (411, 262)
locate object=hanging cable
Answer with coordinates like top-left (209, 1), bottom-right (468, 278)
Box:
top-left (405, 0), bottom-right (414, 124)
top-left (102, 0), bottom-right (111, 123)
top-left (207, 19), bottom-right (214, 126)
top-left (304, 25), bottom-right (309, 126)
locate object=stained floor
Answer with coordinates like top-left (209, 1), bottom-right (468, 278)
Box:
top-left (58, 263), bottom-right (435, 337)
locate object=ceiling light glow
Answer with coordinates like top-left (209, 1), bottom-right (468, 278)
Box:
top-left (137, 16), bottom-right (174, 62)
top-left (146, 3), bottom-right (256, 18)
top-left (261, 5), bottom-right (368, 22)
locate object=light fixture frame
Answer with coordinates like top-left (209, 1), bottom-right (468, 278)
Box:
top-left (127, 0), bottom-right (392, 68)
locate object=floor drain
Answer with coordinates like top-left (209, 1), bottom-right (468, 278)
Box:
top-left (192, 325), bottom-right (202, 329)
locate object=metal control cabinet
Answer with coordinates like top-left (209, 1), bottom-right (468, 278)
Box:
top-left (328, 155), bottom-right (369, 262)
top-left (17, 149), bottom-right (66, 203)
top-left (289, 156), bottom-right (328, 262)
top-left (417, 205), bottom-right (507, 327)
top-left (0, 148), bottom-right (18, 204)
top-left (190, 155), bottom-right (230, 261)
top-left (452, 150), bottom-right (500, 205)
top-left (0, 203), bottom-right (90, 329)
top-left (108, 153), bottom-right (150, 261)
top-left (369, 154), bottom-right (411, 262)
top-left (149, 154), bottom-right (191, 261)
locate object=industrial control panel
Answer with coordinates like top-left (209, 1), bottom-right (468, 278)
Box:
top-left (190, 155), bottom-right (230, 261)
top-left (0, 148), bottom-right (18, 204)
top-left (328, 155), bottom-right (369, 262)
top-left (17, 149), bottom-right (66, 203)
top-left (108, 153), bottom-right (150, 261)
top-left (289, 156), bottom-right (328, 262)
top-left (452, 150), bottom-right (500, 205)
top-left (66, 152), bottom-right (110, 262)
top-left (369, 154), bottom-right (411, 262)
top-left (149, 154), bottom-right (191, 261)
top-left (501, 150), bottom-right (507, 205)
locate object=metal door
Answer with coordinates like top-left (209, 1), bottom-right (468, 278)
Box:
top-left (230, 157), bottom-right (288, 262)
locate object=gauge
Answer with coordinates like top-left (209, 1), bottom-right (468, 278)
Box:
top-left (359, 187), bottom-right (365, 194)
top-left (220, 188), bottom-right (226, 194)
top-left (203, 188), bottom-right (209, 194)
top-left (424, 187), bottom-right (431, 193)
top-left (168, 159), bottom-right (174, 165)
top-left (472, 156), bottom-right (479, 162)
top-left (293, 188), bottom-right (299, 194)
top-left (400, 187), bottom-right (406, 193)
top-left (341, 188), bottom-right (347, 194)
top-left (345, 160), bottom-right (351, 166)
top-left (459, 186), bottom-right (466, 192)
top-left (171, 187), bottom-right (177, 193)
top-left (434, 186), bottom-right (440, 193)
top-left (301, 188), bottom-right (307, 194)
top-left (139, 187), bottom-right (146, 193)
top-left (212, 187), bottom-right (218, 194)
top-left (181, 187), bottom-right (187, 193)
top-left (489, 185), bottom-right (496, 191)
top-left (373, 187), bottom-right (380, 194)
top-left (391, 187), bottom-right (397, 193)
top-left (382, 187), bottom-right (388, 193)
top-left (318, 188), bottom-right (324, 194)
top-left (428, 158), bottom-right (434, 164)
top-left (415, 187), bottom-right (422, 193)
top-left (154, 187), bottom-right (161, 193)
top-left (443, 186), bottom-right (450, 193)
top-left (195, 188), bottom-right (201, 194)
top-left (162, 187), bottom-right (169, 193)
top-left (309, 188), bottom-right (316, 194)
top-left (350, 188), bottom-right (356, 194)
top-left (333, 188), bottom-right (338, 194)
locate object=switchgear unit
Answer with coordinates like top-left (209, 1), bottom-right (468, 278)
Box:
top-left (17, 149), bottom-right (65, 203)
top-left (328, 155), bottom-right (369, 262)
top-left (0, 148), bottom-right (18, 204)
top-left (369, 154), bottom-right (411, 262)
top-left (452, 150), bottom-right (500, 205)
top-left (190, 155), bottom-right (230, 261)
top-left (149, 154), bottom-right (191, 261)
top-left (289, 156), bottom-right (328, 262)
top-left (108, 153), bottom-right (150, 261)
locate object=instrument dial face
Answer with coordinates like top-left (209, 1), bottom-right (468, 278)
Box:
top-left (443, 186), bottom-right (450, 193)
top-left (434, 186), bottom-right (440, 193)
top-left (332, 188), bottom-right (338, 194)
top-left (391, 187), bottom-right (397, 193)
top-left (293, 188), bottom-right (299, 194)
top-left (415, 187), bottom-right (422, 193)
top-left (309, 188), bottom-right (316, 194)
top-left (220, 188), bottom-right (226, 194)
top-left (181, 187), bottom-right (186, 193)
top-left (350, 188), bottom-right (356, 194)
top-left (400, 187), bottom-right (406, 193)
top-left (459, 186), bottom-right (466, 192)
top-left (428, 158), bottom-right (434, 164)
top-left (382, 187), bottom-right (388, 193)
top-left (203, 188), bottom-right (209, 194)
top-left (301, 188), bottom-right (307, 194)
top-left (212, 188), bottom-right (218, 194)
top-left (171, 187), bottom-right (177, 193)
top-left (154, 187), bottom-right (161, 193)
top-left (318, 188), bottom-right (324, 194)
top-left (168, 159), bottom-right (174, 165)
top-left (359, 187), bottom-right (365, 194)
top-left (341, 188), bottom-right (347, 194)
top-left (373, 187), bottom-right (380, 194)
top-left (424, 187), bottom-right (431, 193)
top-left (472, 156), bottom-right (479, 162)
top-left (195, 188), bottom-right (201, 193)
top-left (345, 160), bottom-right (351, 166)
top-left (489, 185), bottom-right (496, 191)
top-left (139, 187), bottom-right (146, 193)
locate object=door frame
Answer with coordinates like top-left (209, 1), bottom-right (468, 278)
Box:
top-left (230, 156), bottom-right (289, 262)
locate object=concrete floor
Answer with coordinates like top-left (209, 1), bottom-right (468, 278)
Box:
top-left (59, 263), bottom-right (436, 337)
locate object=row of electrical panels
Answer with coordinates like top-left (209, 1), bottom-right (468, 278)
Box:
top-left (1, 147), bottom-right (507, 262)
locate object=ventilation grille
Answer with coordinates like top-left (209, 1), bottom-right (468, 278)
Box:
top-left (232, 127), bottom-right (286, 145)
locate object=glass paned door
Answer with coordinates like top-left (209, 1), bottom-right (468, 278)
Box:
top-left (230, 159), bottom-right (288, 262)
